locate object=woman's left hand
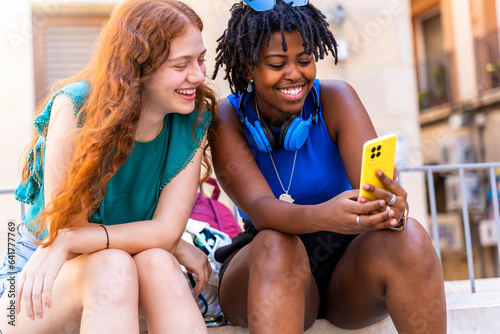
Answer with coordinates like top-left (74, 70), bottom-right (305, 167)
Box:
top-left (358, 169), bottom-right (408, 228)
top-left (174, 240), bottom-right (212, 296)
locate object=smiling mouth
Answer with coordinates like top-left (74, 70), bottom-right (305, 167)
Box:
top-left (279, 85), bottom-right (304, 97)
top-left (176, 88), bottom-right (196, 95)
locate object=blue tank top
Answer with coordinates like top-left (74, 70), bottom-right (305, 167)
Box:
top-left (228, 79), bottom-right (352, 220)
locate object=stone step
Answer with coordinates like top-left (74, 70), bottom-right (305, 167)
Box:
top-left (207, 278), bottom-right (500, 334)
top-left (207, 318), bottom-right (396, 334)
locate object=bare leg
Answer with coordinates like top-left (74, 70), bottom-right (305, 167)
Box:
top-left (133, 248), bottom-right (207, 334)
top-left (219, 229), bottom-right (319, 334)
top-left (326, 219), bottom-right (446, 333)
top-left (0, 249), bottom-right (139, 334)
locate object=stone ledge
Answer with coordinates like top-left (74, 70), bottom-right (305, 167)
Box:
top-left (207, 318), bottom-right (397, 334)
top-left (207, 278), bottom-right (500, 334)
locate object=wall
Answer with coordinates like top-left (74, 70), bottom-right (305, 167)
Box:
top-left (484, 109), bottom-right (500, 162)
top-left (469, 0), bottom-right (497, 38)
top-left (0, 0), bottom-right (37, 253)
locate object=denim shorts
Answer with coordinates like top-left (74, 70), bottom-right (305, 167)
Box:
top-left (0, 223), bottom-right (38, 297)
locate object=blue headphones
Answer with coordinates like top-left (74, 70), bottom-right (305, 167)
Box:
top-left (238, 85), bottom-right (319, 153)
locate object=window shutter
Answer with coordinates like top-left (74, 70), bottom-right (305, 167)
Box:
top-left (32, 14), bottom-right (110, 104)
top-left (43, 25), bottom-right (101, 91)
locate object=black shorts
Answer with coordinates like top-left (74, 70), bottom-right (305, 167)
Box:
top-left (215, 221), bottom-right (358, 319)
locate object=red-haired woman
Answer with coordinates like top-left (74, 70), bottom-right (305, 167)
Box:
top-left (0, 0), bottom-right (214, 333)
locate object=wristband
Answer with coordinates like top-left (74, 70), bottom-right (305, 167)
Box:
top-left (100, 224), bottom-right (109, 249)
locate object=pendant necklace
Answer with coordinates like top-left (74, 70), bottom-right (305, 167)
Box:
top-left (269, 150), bottom-right (297, 203)
top-left (254, 95), bottom-right (298, 203)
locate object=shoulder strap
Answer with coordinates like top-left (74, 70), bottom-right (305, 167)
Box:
top-left (204, 177), bottom-right (223, 231)
top-left (207, 197), bottom-right (223, 232)
top-left (204, 177), bottom-right (221, 200)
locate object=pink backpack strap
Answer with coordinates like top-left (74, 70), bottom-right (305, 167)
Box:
top-left (204, 177), bottom-right (221, 200)
top-left (191, 177), bottom-right (241, 238)
top-left (204, 177), bottom-right (223, 231)
top-left (207, 198), bottom-right (224, 232)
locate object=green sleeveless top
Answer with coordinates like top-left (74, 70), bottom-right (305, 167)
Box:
top-left (14, 81), bottom-right (212, 239)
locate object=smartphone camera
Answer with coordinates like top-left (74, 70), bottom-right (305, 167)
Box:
top-left (370, 145), bottom-right (382, 161)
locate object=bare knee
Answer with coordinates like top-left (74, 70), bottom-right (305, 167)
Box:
top-left (393, 219), bottom-right (440, 271)
top-left (134, 248), bottom-right (187, 288)
top-left (82, 249), bottom-right (138, 306)
top-left (250, 230), bottom-right (310, 283)
top-left (364, 219), bottom-right (442, 278)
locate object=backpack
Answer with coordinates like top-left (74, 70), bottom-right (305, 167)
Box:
top-left (189, 178), bottom-right (241, 238)
top-left (180, 219), bottom-right (231, 320)
top-left (182, 178), bottom-right (241, 324)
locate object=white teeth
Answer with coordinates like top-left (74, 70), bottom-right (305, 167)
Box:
top-left (176, 89), bottom-right (196, 95)
top-left (280, 86), bottom-right (302, 96)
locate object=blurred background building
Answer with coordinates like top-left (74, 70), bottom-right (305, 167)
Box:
top-left (411, 0), bottom-right (500, 280)
top-left (0, 0), bottom-right (498, 282)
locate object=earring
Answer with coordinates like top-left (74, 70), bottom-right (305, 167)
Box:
top-left (247, 80), bottom-right (253, 93)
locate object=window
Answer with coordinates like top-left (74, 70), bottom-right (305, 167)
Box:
top-left (422, 13), bottom-right (443, 57)
top-left (32, 7), bottom-right (112, 105)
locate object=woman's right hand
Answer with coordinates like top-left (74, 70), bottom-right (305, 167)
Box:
top-left (15, 230), bottom-right (70, 320)
top-left (320, 189), bottom-right (395, 234)
top-left (174, 239), bottom-right (212, 296)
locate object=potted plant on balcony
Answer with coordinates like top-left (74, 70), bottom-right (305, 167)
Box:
top-left (485, 62), bottom-right (500, 88)
top-left (418, 90), bottom-right (429, 110)
top-left (432, 64), bottom-right (447, 102)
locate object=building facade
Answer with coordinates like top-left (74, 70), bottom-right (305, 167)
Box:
top-left (412, 0), bottom-right (500, 278)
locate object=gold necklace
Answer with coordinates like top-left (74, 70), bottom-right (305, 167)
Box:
top-left (254, 96), bottom-right (298, 203)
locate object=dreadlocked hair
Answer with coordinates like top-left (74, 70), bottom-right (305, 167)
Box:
top-left (212, 0), bottom-right (338, 95)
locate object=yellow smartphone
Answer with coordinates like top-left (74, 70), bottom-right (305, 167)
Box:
top-left (359, 133), bottom-right (397, 200)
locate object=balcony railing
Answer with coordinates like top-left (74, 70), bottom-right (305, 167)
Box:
top-left (398, 162), bottom-right (500, 293)
top-left (475, 27), bottom-right (500, 94)
top-left (416, 51), bottom-right (454, 111)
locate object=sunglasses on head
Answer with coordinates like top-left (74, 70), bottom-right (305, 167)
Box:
top-left (243, 0), bottom-right (309, 12)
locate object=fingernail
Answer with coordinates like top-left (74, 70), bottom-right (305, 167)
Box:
top-left (46, 304), bottom-right (51, 309)
top-left (29, 315), bottom-right (35, 321)
top-left (37, 313), bottom-right (42, 319)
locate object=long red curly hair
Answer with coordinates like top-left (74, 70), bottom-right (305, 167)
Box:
top-left (23, 0), bottom-right (217, 246)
